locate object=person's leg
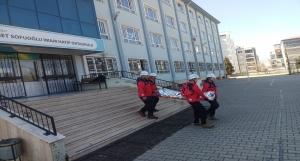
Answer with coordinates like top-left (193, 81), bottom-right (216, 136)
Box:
top-left (144, 97), bottom-right (158, 119)
top-left (189, 102), bottom-right (206, 124)
top-left (207, 99), bottom-right (219, 119)
top-left (153, 96), bottom-right (159, 111)
top-left (138, 97), bottom-right (148, 117)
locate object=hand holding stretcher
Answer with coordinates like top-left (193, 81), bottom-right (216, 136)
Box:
top-left (158, 88), bottom-right (215, 100)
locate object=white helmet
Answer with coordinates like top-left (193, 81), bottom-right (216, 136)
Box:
top-left (188, 74), bottom-right (199, 80)
top-left (140, 71), bottom-right (149, 76)
top-left (149, 73), bottom-right (157, 77)
top-left (207, 73), bottom-right (216, 78)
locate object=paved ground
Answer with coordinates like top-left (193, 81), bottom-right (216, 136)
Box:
top-left (134, 74), bottom-right (300, 161)
top-left (77, 74), bottom-right (300, 161)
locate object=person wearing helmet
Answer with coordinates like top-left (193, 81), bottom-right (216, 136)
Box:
top-left (203, 73), bottom-right (219, 120)
top-left (137, 71), bottom-right (158, 119)
top-left (182, 74), bottom-right (214, 128)
top-left (149, 73), bottom-right (160, 112)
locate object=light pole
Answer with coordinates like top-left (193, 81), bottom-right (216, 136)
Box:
top-left (284, 47), bottom-right (292, 75)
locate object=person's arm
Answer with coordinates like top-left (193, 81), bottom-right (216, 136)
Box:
top-left (202, 83), bottom-right (209, 93)
top-left (192, 85), bottom-right (207, 100)
top-left (137, 81), bottom-right (145, 98)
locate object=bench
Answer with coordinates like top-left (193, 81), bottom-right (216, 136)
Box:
top-left (74, 74), bottom-right (107, 91)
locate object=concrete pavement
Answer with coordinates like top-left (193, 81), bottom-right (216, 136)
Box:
top-left (134, 74), bottom-right (300, 161)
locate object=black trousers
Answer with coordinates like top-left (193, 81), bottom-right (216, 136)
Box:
top-left (189, 101), bottom-right (207, 124)
top-left (153, 96), bottom-right (159, 108)
top-left (207, 99), bottom-right (219, 117)
top-left (140, 96), bottom-right (155, 116)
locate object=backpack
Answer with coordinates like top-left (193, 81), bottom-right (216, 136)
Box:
top-left (180, 83), bottom-right (195, 97)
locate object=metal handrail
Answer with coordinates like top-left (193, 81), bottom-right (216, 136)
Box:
top-left (0, 94), bottom-right (57, 136)
top-left (82, 71), bottom-right (182, 91)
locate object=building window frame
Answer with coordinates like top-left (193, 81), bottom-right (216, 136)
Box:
top-left (121, 25), bottom-right (141, 45)
top-left (155, 60), bottom-right (170, 74)
top-left (97, 18), bottom-right (110, 39)
top-left (149, 32), bottom-right (163, 48)
top-left (176, 1), bottom-right (185, 13)
top-left (86, 56), bottom-right (118, 74)
top-left (162, 0), bottom-right (171, 6)
top-left (198, 62), bottom-right (206, 71)
top-left (128, 58), bottom-right (149, 72)
top-left (180, 21), bottom-right (188, 33)
top-left (165, 14), bottom-right (176, 28)
top-left (169, 37), bottom-right (179, 50)
top-left (144, 5), bottom-right (159, 22)
top-left (188, 9), bottom-right (194, 18)
top-left (174, 61), bottom-right (185, 73)
top-left (116, 0), bottom-right (136, 13)
top-left (187, 62), bottom-right (196, 73)
top-left (183, 42), bottom-right (191, 52)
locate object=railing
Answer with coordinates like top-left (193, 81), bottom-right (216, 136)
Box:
top-left (0, 94), bottom-right (57, 136)
top-left (81, 71), bottom-right (182, 91)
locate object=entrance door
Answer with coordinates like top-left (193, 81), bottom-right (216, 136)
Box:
top-left (20, 60), bottom-right (47, 96)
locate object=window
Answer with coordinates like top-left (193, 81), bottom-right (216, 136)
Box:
top-left (192, 27), bottom-right (198, 37)
top-left (162, 0), bottom-right (171, 5)
top-left (98, 19), bottom-right (110, 39)
top-left (237, 51), bottom-right (243, 53)
top-left (183, 42), bottom-right (191, 52)
top-left (205, 20), bottom-right (210, 27)
top-left (216, 50), bottom-right (220, 56)
top-left (211, 49), bottom-right (214, 55)
top-left (197, 15), bottom-right (202, 23)
top-left (145, 5), bottom-right (159, 22)
top-left (212, 24), bottom-right (215, 30)
top-left (200, 31), bottom-right (206, 40)
top-left (155, 60), bottom-right (170, 74)
top-left (174, 61), bottom-right (185, 73)
top-left (165, 15), bottom-right (175, 28)
top-left (214, 63), bottom-right (219, 70)
top-left (208, 34), bottom-right (212, 42)
top-left (149, 32), bottom-right (163, 48)
top-left (188, 10), bottom-right (194, 18)
top-left (195, 45), bottom-right (200, 54)
top-left (169, 37), bottom-right (179, 50)
top-left (96, 0), bottom-right (104, 2)
top-left (116, 0), bottom-right (135, 13)
top-left (122, 26), bottom-right (141, 44)
top-left (219, 64), bottom-right (224, 70)
top-left (198, 62), bottom-right (206, 71)
top-left (86, 57), bottom-right (118, 74)
top-left (214, 38), bottom-right (218, 43)
top-left (176, 2), bottom-right (184, 13)
top-left (245, 49), bottom-right (253, 53)
top-left (203, 47), bottom-right (208, 55)
top-left (206, 63), bottom-right (212, 70)
top-left (180, 21), bottom-right (188, 33)
top-left (128, 59), bottom-right (149, 72)
top-left (187, 62), bottom-right (196, 73)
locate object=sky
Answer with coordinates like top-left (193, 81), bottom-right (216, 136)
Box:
top-left (194, 0), bottom-right (300, 62)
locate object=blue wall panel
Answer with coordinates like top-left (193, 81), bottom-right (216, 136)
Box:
top-left (81, 23), bottom-right (98, 38)
top-left (9, 6), bottom-right (39, 29)
top-left (58, 0), bottom-right (79, 20)
top-left (38, 13), bottom-right (62, 33)
top-left (8, 0), bottom-right (35, 11)
top-left (0, 0), bottom-right (7, 4)
top-left (76, 0), bottom-right (95, 24)
top-left (0, 0), bottom-right (100, 39)
top-left (61, 18), bottom-right (81, 36)
top-left (0, 4), bottom-right (10, 25)
top-left (35, 0), bottom-right (59, 16)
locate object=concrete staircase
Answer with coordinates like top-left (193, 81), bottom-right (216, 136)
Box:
top-left (19, 87), bottom-right (190, 160)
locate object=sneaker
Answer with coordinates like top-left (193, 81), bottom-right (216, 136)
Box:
top-left (208, 116), bottom-right (219, 120)
top-left (148, 115), bottom-right (158, 119)
top-left (200, 123), bottom-right (214, 128)
top-left (138, 111), bottom-right (146, 117)
top-left (154, 109), bottom-right (159, 112)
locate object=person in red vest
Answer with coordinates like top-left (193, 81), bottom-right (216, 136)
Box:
top-left (137, 71), bottom-right (158, 119)
top-left (149, 73), bottom-right (159, 112)
top-left (202, 73), bottom-right (219, 120)
top-left (183, 74), bottom-right (214, 128)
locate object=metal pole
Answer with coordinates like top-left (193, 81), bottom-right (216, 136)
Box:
top-left (284, 47), bottom-right (291, 75)
top-left (246, 63), bottom-right (250, 83)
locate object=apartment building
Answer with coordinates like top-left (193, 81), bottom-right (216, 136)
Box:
top-left (219, 32), bottom-right (240, 73)
top-left (236, 47), bottom-right (259, 73)
top-left (281, 36), bottom-right (300, 71)
top-left (89, 0), bottom-right (225, 82)
top-left (269, 44), bottom-right (286, 69)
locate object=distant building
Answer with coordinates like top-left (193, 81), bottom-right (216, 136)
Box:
top-left (269, 44), bottom-right (286, 69)
top-left (236, 47), bottom-right (259, 73)
top-left (281, 36), bottom-right (300, 71)
top-left (220, 32), bottom-right (240, 73)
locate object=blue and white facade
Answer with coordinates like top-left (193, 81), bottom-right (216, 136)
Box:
top-left (86, 0), bottom-right (225, 83)
top-left (0, 0), bottom-right (225, 97)
top-left (0, 0), bottom-right (105, 97)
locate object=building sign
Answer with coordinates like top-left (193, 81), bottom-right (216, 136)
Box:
top-left (0, 24), bottom-right (105, 52)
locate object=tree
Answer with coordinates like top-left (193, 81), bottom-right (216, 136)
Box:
top-left (224, 57), bottom-right (235, 75)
